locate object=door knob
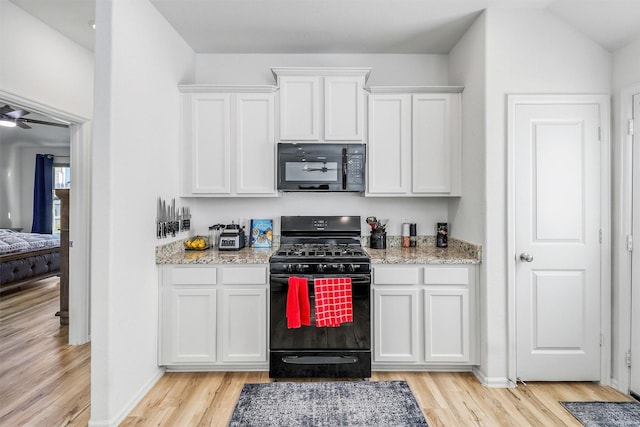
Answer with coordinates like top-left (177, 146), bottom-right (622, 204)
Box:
top-left (520, 252), bottom-right (534, 262)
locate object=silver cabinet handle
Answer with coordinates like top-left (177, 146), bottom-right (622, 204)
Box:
top-left (520, 252), bottom-right (534, 262)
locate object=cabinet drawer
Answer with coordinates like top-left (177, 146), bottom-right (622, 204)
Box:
top-left (222, 266), bottom-right (268, 285)
top-left (423, 267), bottom-right (469, 285)
top-left (373, 267), bottom-right (419, 285)
top-left (170, 267), bottom-right (217, 285)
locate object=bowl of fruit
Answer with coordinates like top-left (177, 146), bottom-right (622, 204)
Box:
top-left (184, 236), bottom-right (210, 251)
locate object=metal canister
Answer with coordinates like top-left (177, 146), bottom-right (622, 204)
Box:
top-left (436, 222), bottom-right (448, 248)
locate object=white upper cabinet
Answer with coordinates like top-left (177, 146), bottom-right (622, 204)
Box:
top-left (366, 88), bottom-right (462, 197)
top-left (235, 93), bottom-right (276, 194)
top-left (184, 93), bottom-right (232, 194)
top-left (324, 76), bottom-right (366, 140)
top-left (180, 86), bottom-right (277, 197)
top-left (273, 67), bottom-right (370, 142)
top-left (278, 75), bottom-right (320, 140)
top-left (412, 94), bottom-right (461, 195)
top-left (367, 94), bottom-right (412, 194)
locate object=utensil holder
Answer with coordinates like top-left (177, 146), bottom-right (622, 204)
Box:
top-left (370, 230), bottom-right (387, 249)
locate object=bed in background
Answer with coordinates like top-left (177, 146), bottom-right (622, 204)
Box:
top-left (0, 229), bottom-right (60, 293)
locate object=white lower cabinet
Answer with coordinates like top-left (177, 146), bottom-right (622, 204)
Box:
top-left (159, 265), bottom-right (268, 369)
top-left (372, 264), bottom-right (477, 368)
top-left (167, 287), bottom-right (217, 364)
top-left (423, 288), bottom-right (469, 363)
top-left (373, 288), bottom-right (419, 362)
top-left (221, 288), bottom-right (267, 362)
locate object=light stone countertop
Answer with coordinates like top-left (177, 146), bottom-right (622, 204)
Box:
top-left (156, 241), bottom-right (276, 265)
top-left (364, 235), bottom-right (481, 264)
top-left (156, 236), bottom-right (481, 265)
top-left (366, 246), bottom-right (480, 265)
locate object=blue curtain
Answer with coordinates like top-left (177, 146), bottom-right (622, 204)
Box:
top-left (31, 154), bottom-right (54, 234)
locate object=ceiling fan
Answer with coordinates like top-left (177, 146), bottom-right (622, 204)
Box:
top-left (0, 104), bottom-right (69, 129)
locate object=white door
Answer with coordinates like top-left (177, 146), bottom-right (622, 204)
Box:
top-left (631, 92), bottom-right (640, 396)
top-left (513, 96), bottom-right (604, 381)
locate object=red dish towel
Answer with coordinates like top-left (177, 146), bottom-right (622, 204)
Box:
top-left (286, 277), bottom-right (310, 329)
top-left (314, 277), bottom-right (353, 327)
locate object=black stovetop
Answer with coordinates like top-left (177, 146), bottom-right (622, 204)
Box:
top-left (270, 216), bottom-right (370, 273)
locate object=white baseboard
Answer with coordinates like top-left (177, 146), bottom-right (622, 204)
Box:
top-left (472, 366), bottom-right (513, 388)
top-left (88, 368), bottom-right (165, 427)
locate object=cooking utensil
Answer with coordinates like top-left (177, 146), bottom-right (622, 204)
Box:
top-left (366, 216), bottom-right (378, 230)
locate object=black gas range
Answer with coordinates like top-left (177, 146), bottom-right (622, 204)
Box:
top-left (270, 242), bottom-right (370, 275)
top-left (269, 216), bottom-right (372, 379)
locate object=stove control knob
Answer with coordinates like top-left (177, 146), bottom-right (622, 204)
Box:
top-left (317, 264), bottom-right (327, 273)
top-left (285, 264), bottom-right (294, 273)
top-left (296, 264), bottom-right (309, 273)
top-left (347, 264), bottom-right (356, 273)
top-left (335, 264), bottom-right (345, 273)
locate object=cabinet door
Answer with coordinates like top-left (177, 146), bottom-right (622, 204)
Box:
top-left (367, 94), bottom-right (411, 195)
top-left (324, 76), bottom-right (365, 141)
top-left (165, 288), bottom-right (217, 364)
top-left (373, 288), bottom-right (419, 362)
top-left (221, 288), bottom-right (267, 362)
top-left (279, 76), bottom-right (320, 140)
top-left (423, 288), bottom-right (470, 363)
top-left (185, 93), bottom-right (231, 194)
top-left (235, 94), bottom-right (276, 194)
top-left (412, 94), bottom-right (461, 195)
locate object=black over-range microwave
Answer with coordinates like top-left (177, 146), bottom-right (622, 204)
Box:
top-left (277, 143), bottom-right (366, 192)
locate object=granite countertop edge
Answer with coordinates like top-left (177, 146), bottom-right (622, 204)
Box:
top-left (156, 236), bottom-right (482, 266)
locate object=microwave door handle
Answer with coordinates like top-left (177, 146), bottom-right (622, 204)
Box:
top-left (342, 148), bottom-right (348, 190)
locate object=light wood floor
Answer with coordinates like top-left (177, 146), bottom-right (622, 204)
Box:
top-left (0, 278), bottom-right (90, 426)
top-left (1, 279), bottom-right (634, 426)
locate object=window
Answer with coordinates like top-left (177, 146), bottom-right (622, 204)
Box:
top-left (52, 165), bottom-right (70, 234)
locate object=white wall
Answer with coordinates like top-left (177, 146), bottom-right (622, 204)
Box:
top-left (91, 0), bottom-right (194, 425)
top-left (447, 11), bottom-right (487, 383)
top-left (611, 36), bottom-right (640, 391)
top-left (613, 38), bottom-right (640, 91)
top-left (448, 13), bottom-right (486, 246)
top-left (482, 8), bottom-right (611, 385)
top-left (196, 54), bottom-right (449, 86)
top-left (0, 1), bottom-right (93, 119)
top-left (0, 136), bottom-right (70, 230)
top-left (189, 194), bottom-right (449, 240)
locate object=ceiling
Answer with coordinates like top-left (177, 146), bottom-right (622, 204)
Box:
top-left (9, 0), bottom-right (640, 54)
top-left (0, 102), bottom-right (70, 147)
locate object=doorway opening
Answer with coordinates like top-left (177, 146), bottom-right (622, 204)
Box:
top-left (0, 90), bottom-right (92, 345)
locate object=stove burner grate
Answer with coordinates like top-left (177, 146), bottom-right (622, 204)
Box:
top-left (276, 243), bottom-right (367, 259)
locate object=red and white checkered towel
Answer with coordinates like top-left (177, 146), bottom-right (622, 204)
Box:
top-left (314, 277), bottom-right (353, 327)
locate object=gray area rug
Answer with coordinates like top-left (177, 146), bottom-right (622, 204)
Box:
top-left (228, 380), bottom-right (428, 426)
top-left (561, 401), bottom-right (640, 426)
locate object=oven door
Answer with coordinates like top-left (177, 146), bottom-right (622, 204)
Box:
top-left (269, 273), bottom-right (371, 351)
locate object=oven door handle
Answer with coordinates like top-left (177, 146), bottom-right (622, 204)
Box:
top-left (282, 355), bottom-right (359, 365)
top-left (270, 275), bottom-right (371, 288)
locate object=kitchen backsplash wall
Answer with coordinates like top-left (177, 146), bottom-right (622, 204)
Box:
top-left (187, 193), bottom-right (449, 239)
top-left (195, 53), bottom-right (449, 86)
